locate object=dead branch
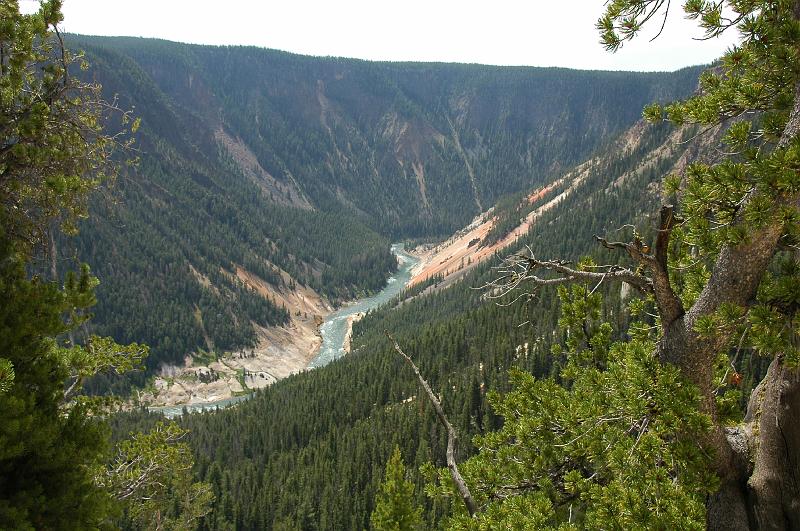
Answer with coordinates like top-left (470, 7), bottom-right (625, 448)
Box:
top-left (480, 206), bottom-right (684, 327)
top-left (385, 331), bottom-right (478, 517)
top-left (650, 205), bottom-right (685, 324)
top-left (477, 243), bottom-right (652, 302)
top-left (595, 205), bottom-right (684, 324)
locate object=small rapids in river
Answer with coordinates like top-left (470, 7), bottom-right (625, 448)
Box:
top-left (309, 243), bottom-right (419, 368)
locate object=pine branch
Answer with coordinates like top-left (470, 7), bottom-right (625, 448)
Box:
top-left (478, 245), bottom-right (652, 303)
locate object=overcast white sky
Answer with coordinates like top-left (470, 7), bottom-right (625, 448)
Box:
top-left (39, 0), bottom-right (741, 71)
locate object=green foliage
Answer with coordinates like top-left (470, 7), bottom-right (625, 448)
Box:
top-left (57, 35), bottom-right (702, 386)
top-left (61, 335), bottom-right (149, 386)
top-left (371, 446), bottom-right (423, 531)
top-left (749, 254), bottom-right (800, 366)
top-left (0, 358), bottom-right (13, 394)
top-left (0, 2), bottom-right (204, 527)
top-left (0, 2), bottom-right (139, 525)
top-left (107, 96), bottom-right (710, 530)
top-left (639, 1), bottom-right (800, 369)
top-left (0, 233), bottom-right (114, 528)
top-left (428, 289), bottom-right (715, 529)
top-left (100, 421), bottom-right (213, 530)
top-left (0, 0), bottom-right (134, 248)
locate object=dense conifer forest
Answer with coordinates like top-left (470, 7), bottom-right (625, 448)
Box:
top-left (5, 0), bottom-right (798, 527)
top-left (111, 117), bottom-right (771, 529)
top-left (62, 36), bottom-right (703, 376)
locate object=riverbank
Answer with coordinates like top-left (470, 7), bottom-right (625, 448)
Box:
top-left (141, 244), bottom-right (418, 413)
top-left (309, 244), bottom-right (419, 369)
top-left (343, 312), bottom-right (365, 353)
top-left (137, 267), bottom-right (330, 409)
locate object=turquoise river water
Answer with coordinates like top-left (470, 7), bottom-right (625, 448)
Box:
top-left (151, 243), bottom-right (419, 418)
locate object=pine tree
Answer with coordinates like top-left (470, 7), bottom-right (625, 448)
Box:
top-left (426, 1), bottom-right (800, 528)
top-left (100, 421), bottom-right (213, 530)
top-left (371, 446), bottom-right (423, 531)
top-left (0, 235), bottom-right (113, 526)
top-left (0, 1), bottom-right (144, 527)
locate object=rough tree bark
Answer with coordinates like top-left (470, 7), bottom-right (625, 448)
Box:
top-left (497, 75), bottom-right (800, 529)
top-left (669, 75), bottom-right (800, 531)
top-left (736, 355), bottom-right (800, 529)
top-left (462, 5), bottom-right (800, 524)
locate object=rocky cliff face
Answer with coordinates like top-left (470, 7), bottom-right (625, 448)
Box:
top-left (77, 36), bottom-right (704, 236)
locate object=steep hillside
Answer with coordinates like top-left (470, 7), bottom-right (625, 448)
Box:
top-left (67, 35), bottom-right (704, 383)
top-left (408, 117), bottom-right (718, 291)
top-left (113, 116), bottom-right (737, 529)
top-left (75, 36), bottom-right (703, 237)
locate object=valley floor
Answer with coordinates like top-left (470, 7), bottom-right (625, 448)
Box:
top-left (137, 275), bottom-right (331, 408)
top-left (137, 180), bottom-right (580, 409)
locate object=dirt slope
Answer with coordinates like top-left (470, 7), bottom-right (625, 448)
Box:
top-left (137, 264), bottom-right (331, 407)
top-left (409, 170), bottom-right (588, 288)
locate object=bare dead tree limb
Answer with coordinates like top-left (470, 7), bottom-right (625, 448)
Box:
top-left (651, 205), bottom-right (684, 324)
top-left (385, 330), bottom-right (478, 517)
top-left (477, 244), bottom-right (653, 303)
top-left (594, 205), bottom-right (685, 325)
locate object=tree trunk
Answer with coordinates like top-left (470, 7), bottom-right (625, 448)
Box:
top-left (721, 356), bottom-right (800, 530)
top-left (705, 73), bottom-right (800, 529)
top-left (653, 28), bottom-right (800, 522)
top-left (711, 356), bottom-right (800, 530)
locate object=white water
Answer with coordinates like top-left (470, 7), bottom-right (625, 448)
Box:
top-left (309, 243), bottom-right (419, 368)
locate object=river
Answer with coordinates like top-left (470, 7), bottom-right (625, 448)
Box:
top-left (150, 243), bottom-right (419, 418)
top-left (309, 243), bottom-right (419, 368)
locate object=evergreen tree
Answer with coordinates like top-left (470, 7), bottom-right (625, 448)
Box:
top-left (58, 33), bottom-right (701, 382)
top-left (371, 446), bottom-right (422, 531)
top-left (101, 421), bottom-right (213, 530)
top-left (0, 1), bottom-right (151, 527)
top-left (426, 1), bottom-right (800, 528)
top-left (0, 234), bottom-right (114, 527)
top-left (0, 1), bottom-right (113, 525)
top-left (109, 101), bottom-right (721, 530)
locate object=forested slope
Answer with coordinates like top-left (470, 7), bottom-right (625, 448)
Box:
top-left (66, 35), bottom-right (705, 379)
top-left (76, 36), bottom-right (702, 237)
top-left (111, 115), bottom-right (757, 529)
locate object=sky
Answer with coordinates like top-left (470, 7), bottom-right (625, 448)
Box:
top-left (34, 0), bottom-right (742, 72)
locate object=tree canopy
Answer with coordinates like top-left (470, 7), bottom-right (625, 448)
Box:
top-left (0, 1), bottom-right (209, 528)
top-left (371, 446), bottom-right (424, 531)
top-left (424, 1), bottom-right (800, 528)
top-left (0, 0), bottom-right (122, 524)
